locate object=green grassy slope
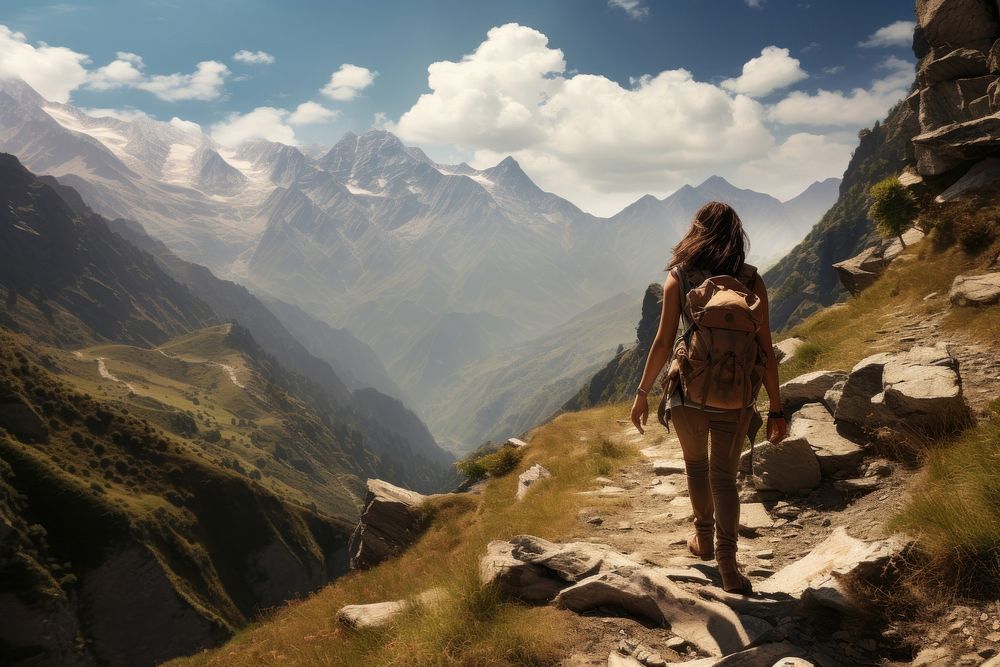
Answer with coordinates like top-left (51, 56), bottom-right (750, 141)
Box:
top-left (0, 327), bottom-right (354, 666)
top-left (65, 323), bottom-right (367, 517)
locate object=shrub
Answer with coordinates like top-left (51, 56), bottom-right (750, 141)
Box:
top-left (455, 446), bottom-right (522, 482)
top-left (868, 177), bottom-right (919, 246)
top-left (956, 214), bottom-right (997, 254)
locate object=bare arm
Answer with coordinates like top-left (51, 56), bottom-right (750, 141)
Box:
top-left (752, 276), bottom-right (787, 441)
top-left (630, 272), bottom-right (681, 433)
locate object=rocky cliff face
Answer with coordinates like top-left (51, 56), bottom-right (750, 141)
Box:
top-left (910, 0), bottom-right (1000, 176)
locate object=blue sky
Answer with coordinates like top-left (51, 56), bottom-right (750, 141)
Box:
top-left (0, 0), bottom-right (917, 213)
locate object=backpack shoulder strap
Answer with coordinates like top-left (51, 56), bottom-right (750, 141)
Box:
top-left (738, 263), bottom-right (759, 291)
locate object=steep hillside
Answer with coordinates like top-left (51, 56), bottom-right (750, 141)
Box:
top-left (0, 153), bottom-right (217, 347)
top-left (65, 323), bottom-right (372, 516)
top-left (0, 327), bottom-right (353, 666)
top-left (103, 217), bottom-right (453, 479)
top-left (763, 101), bottom-right (919, 329)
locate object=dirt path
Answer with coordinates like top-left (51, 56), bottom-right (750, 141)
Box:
top-left (154, 347), bottom-right (246, 390)
top-left (561, 421), bottom-right (913, 666)
top-left (95, 357), bottom-right (138, 394)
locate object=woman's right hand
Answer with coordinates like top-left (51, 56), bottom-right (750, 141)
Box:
top-left (767, 416), bottom-right (787, 443)
top-left (630, 394), bottom-right (649, 434)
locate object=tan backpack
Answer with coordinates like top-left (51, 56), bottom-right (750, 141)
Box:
top-left (657, 266), bottom-right (767, 428)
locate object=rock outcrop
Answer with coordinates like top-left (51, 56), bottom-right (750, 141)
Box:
top-left (481, 535), bottom-right (778, 657)
top-left (912, 0), bottom-right (1000, 175)
top-left (832, 228), bottom-right (925, 296)
top-left (751, 437), bottom-right (823, 495)
top-left (757, 527), bottom-right (910, 614)
top-left (788, 403), bottom-right (864, 478)
top-left (516, 463), bottom-right (551, 500)
top-left (780, 371), bottom-right (848, 414)
top-left (949, 271), bottom-right (1000, 306)
top-left (555, 568), bottom-right (761, 657)
top-left (348, 479), bottom-right (429, 570)
top-left (835, 345), bottom-right (970, 436)
top-left (774, 337), bottom-right (806, 365)
top-left (336, 588), bottom-right (447, 629)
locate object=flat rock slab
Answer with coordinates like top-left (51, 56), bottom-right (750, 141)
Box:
top-left (649, 481), bottom-right (683, 497)
top-left (781, 370), bottom-right (848, 414)
top-left (788, 403), bottom-right (864, 477)
top-left (608, 653), bottom-right (644, 667)
top-left (578, 485), bottom-right (627, 496)
top-left (556, 567), bottom-right (760, 657)
top-left (696, 586), bottom-right (800, 620)
top-left (509, 535), bottom-right (638, 583)
top-left (641, 445), bottom-right (677, 460)
top-left (652, 459), bottom-right (686, 475)
top-left (738, 503), bottom-right (774, 531)
top-left (756, 527), bottom-right (909, 612)
top-left (950, 272), bottom-right (1000, 307)
top-left (337, 588), bottom-right (447, 629)
top-left (651, 496), bottom-right (694, 522)
top-left (663, 640), bottom-right (806, 666)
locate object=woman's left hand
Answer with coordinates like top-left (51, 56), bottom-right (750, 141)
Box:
top-left (630, 394), bottom-right (649, 434)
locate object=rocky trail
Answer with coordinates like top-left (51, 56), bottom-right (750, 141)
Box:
top-left (482, 288), bottom-right (1000, 666)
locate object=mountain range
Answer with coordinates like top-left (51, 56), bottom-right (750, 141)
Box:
top-left (0, 76), bottom-right (840, 450)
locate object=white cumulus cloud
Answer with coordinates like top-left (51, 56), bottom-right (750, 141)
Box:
top-left (211, 107), bottom-right (298, 146)
top-left (768, 56), bottom-right (914, 126)
top-left (721, 46), bottom-right (808, 98)
top-left (859, 20), bottom-right (916, 48)
top-left (86, 52), bottom-right (229, 101)
top-left (392, 23), bottom-right (779, 213)
top-left (0, 25), bottom-right (88, 102)
top-left (734, 132), bottom-right (855, 200)
top-left (608, 0), bottom-right (649, 19)
top-left (321, 63), bottom-right (377, 101)
top-left (288, 101), bottom-right (339, 125)
top-left (233, 49), bottom-right (275, 65)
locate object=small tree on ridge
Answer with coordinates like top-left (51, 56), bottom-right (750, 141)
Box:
top-left (868, 176), bottom-right (919, 247)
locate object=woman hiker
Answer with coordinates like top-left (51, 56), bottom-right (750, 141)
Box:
top-left (629, 201), bottom-right (787, 594)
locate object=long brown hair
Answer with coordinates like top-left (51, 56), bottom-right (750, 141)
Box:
top-left (667, 201), bottom-right (748, 276)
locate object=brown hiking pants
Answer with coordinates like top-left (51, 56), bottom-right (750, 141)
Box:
top-left (671, 405), bottom-right (752, 561)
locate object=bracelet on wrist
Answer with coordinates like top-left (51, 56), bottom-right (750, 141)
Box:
top-left (636, 386), bottom-right (649, 397)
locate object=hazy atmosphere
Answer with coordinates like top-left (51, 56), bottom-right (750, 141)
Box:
top-left (3, 0), bottom-right (1000, 665)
